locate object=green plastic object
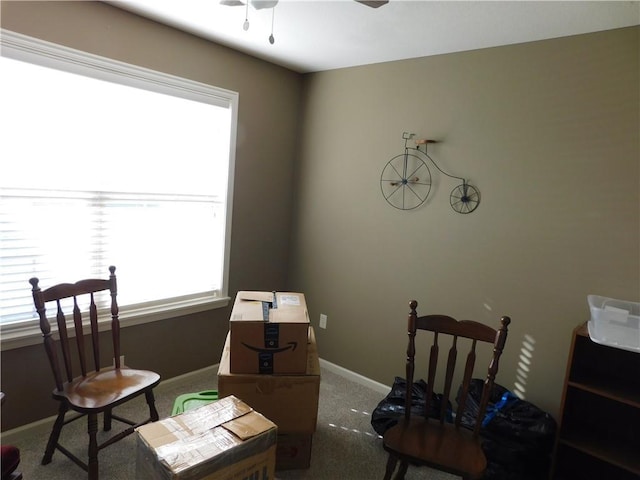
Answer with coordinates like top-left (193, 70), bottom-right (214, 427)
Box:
top-left (171, 390), bottom-right (219, 416)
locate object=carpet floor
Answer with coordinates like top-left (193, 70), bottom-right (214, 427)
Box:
top-left (7, 365), bottom-right (458, 479)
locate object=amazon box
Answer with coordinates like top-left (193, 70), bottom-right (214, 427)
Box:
top-left (229, 291), bottom-right (309, 374)
top-left (218, 327), bottom-right (320, 434)
top-left (135, 395), bottom-right (276, 480)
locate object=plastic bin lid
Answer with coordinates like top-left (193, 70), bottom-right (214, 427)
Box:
top-left (171, 390), bottom-right (219, 416)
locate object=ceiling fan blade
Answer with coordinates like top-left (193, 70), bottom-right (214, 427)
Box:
top-left (251, 0), bottom-right (279, 9)
top-left (355, 0), bottom-right (389, 7)
top-left (220, 0), bottom-right (279, 8)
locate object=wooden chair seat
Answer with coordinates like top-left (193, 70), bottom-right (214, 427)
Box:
top-left (56, 367), bottom-right (160, 411)
top-left (383, 417), bottom-right (486, 478)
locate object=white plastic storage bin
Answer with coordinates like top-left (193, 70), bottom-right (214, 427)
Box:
top-left (587, 295), bottom-right (640, 353)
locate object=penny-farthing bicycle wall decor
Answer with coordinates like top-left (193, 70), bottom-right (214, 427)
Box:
top-left (380, 132), bottom-right (480, 213)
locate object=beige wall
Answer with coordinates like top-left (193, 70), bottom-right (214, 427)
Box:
top-left (290, 26), bottom-right (640, 416)
top-left (0, 1), bottom-right (301, 430)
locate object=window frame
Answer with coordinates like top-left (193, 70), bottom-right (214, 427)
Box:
top-left (0, 29), bottom-right (237, 350)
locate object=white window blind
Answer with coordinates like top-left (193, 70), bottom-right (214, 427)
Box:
top-left (0, 30), bottom-right (237, 331)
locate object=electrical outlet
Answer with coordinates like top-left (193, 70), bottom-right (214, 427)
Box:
top-left (319, 314), bottom-right (327, 329)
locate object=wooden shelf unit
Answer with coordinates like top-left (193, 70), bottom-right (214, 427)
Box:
top-left (550, 323), bottom-right (640, 480)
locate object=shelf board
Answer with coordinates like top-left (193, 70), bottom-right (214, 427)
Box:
top-left (559, 429), bottom-right (640, 475)
top-left (567, 379), bottom-right (640, 407)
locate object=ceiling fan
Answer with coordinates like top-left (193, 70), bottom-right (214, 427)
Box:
top-left (220, 0), bottom-right (388, 44)
top-left (220, 1), bottom-right (388, 9)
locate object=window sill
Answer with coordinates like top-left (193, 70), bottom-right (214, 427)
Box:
top-left (0, 295), bottom-right (230, 351)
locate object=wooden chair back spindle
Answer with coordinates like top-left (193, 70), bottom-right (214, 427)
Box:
top-left (454, 339), bottom-right (477, 429)
top-left (440, 334), bottom-right (457, 423)
top-left (73, 295), bottom-right (88, 377)
top-left (54, 299), bottom-right (74, 385)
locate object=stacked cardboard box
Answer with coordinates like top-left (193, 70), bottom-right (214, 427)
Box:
top-left (136, 395), bottom-right (277, 480)
top-left (219, 291), bottom-right (320, 470)
top-left (228, 291), bottom-right (310, 374)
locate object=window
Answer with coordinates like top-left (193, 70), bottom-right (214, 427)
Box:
top-left (0, 30), bottom-right (237, 346)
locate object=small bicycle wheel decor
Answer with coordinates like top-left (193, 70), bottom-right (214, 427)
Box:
top-left (380, 133), bottom-right (481, 214)
top-left (450, 182), bottom-right (480, 214)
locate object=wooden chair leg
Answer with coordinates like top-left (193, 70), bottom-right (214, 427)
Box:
top-left (87, 413), bottom-right (99, 480)
top-left (42, 403), bottom-right (67, 465)
top-left (145, 389), bottom-right (159, 422)
top-left (394, 460), bottom-right (409, 480)
top-left (103, 408), bottom-right (112, 431)
top-left (383, 454), bottom-right (398, 480)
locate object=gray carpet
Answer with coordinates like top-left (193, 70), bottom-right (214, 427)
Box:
top-left (7, 366), bottom-right (458, 479)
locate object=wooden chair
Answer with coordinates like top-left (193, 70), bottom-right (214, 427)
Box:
top-left (30, 266), bottom-right (161, 480)
top-left (382, 300), bottom-right (511, 480)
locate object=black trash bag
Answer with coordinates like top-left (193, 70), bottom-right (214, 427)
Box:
top-left (458, 379), bottom-right (557, 450)
top-left (371, 376), bottom-right (451, 436)
top-left (457, 379), bottom-right (557, 480)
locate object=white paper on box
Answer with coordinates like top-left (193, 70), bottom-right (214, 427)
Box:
top-left (279, 295), bottom-right (301, 306)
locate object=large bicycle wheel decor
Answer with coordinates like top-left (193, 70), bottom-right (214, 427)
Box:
top-left (380, 152), bottom-right (432, 210)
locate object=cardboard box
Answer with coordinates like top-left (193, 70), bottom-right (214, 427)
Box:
top-left (276, 434), bottom-right (313, 471)
top-left (136, 395), bottom-right (277, 480)
top-left (229, 291), bottom-right (310, 374)
top-left (218, 327), bottom-right (320, 434)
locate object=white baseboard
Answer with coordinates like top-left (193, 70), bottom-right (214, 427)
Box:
top-left (319, 358), bottom-right (390, 394)
top-left (1, 412), bottom-right (54, 444)
top-left (167, 363), bottom-right (219, 383)
top-left (2, 360), bottom-right (388, 444)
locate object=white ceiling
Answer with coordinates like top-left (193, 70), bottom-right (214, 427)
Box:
top-left (110, 0), bottom-right (640, 73)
